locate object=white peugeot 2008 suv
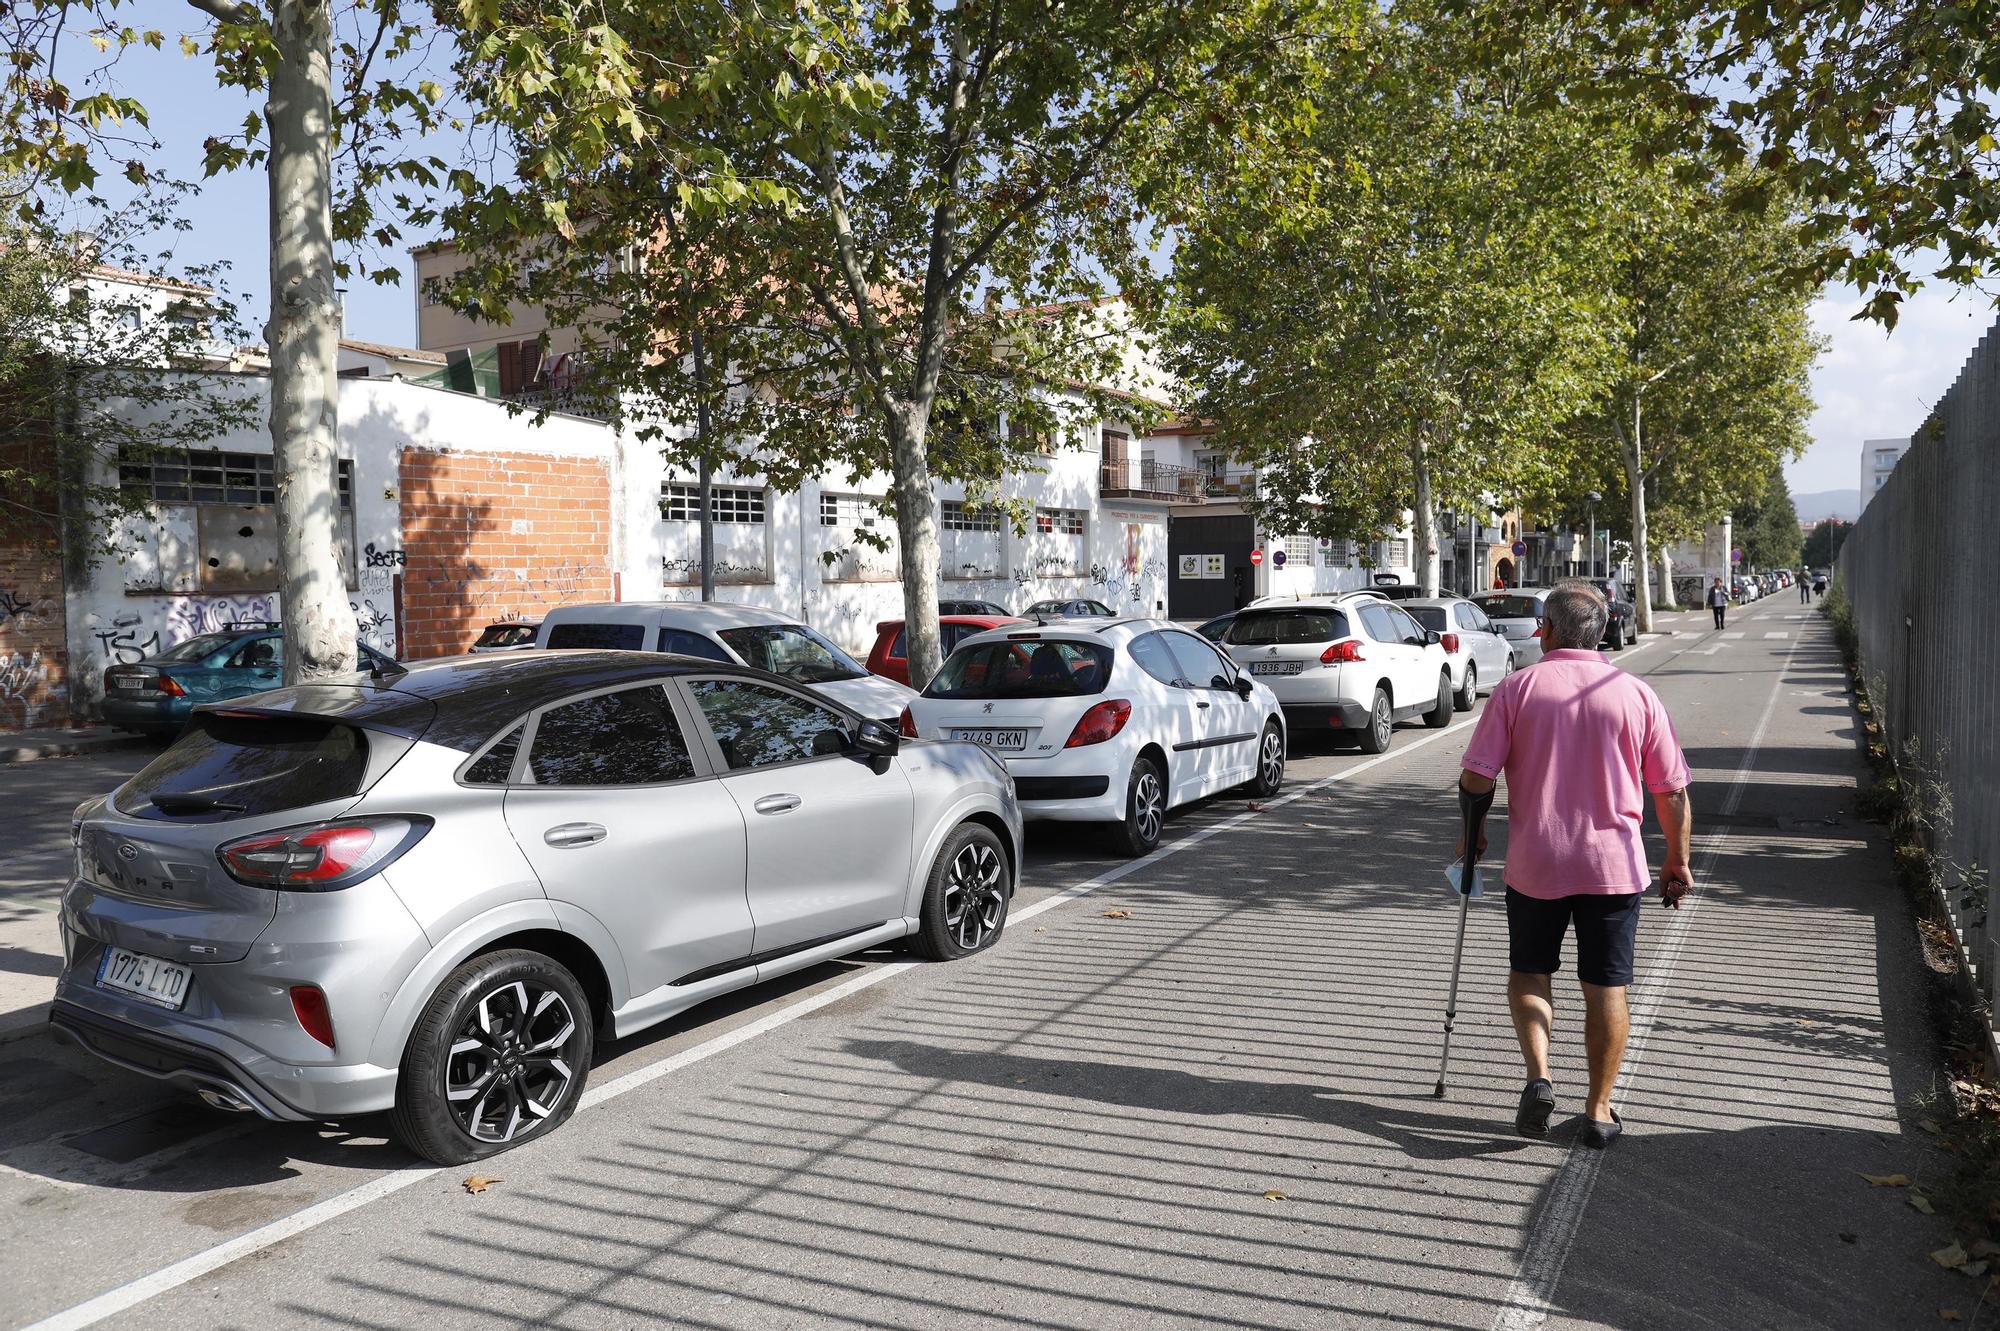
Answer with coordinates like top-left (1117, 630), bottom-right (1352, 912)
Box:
top-left (902, 618), bottom-right (1286, 857)
top-left (1217, 593), bottom-right (1453, 754)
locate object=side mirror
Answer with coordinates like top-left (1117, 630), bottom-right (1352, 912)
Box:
top-left (1233, 675), bottom-right (1254, 699)
top-left (1425, 629), bottom-right (1442, 646)
top-left (1491, 624), bottom-right (1506, 635)
top-left (853, 718), bottom-right (901, 757)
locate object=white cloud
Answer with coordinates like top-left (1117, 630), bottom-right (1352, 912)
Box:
top-left (1791, 281), bottom-right (1997, 495)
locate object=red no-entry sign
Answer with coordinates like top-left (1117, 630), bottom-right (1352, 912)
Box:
top-left (1250, 549), bottom-right (1264, 566)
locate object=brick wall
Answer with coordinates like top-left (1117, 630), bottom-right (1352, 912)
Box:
top-left (398, 448), bottom-right (615, 658)
top-left (0, 424), bottom-right (72, 730)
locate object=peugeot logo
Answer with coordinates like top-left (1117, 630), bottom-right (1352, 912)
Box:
top-left (982, 702), bottom-right (995, 714)
top-left (117, 844), bottom-right (138, 861)
top-left (1266, 646), bottom-right (1279, 655)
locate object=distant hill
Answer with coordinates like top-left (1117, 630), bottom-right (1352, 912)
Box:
top-left (1791, 489), bottom-right (1859, 523)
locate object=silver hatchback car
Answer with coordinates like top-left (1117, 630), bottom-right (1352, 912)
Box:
top-left (52, 652), bottom-right (1020, 1163)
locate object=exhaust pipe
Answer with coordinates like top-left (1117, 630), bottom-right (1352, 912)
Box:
top-left (197, 1087), bottom-right (255, 1114)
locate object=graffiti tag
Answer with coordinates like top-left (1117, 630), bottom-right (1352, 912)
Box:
top-left (362, 544), bottom-right (407, 569)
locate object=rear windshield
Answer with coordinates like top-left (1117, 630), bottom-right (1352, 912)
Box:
top-left (153, 633), bottom-right (236, 663)
top-left (1226, 609), bottom-right (1347, 645)
top-left (717, 624), bottom-right (864, 683)
top-left (1406, 607), bottom-right (1448, 631)
top-left (546, 622), bottom-right (646, 650)
top-left (1479, 596), bottom-right (1545, 619)
top-left (476, 624), bottom-right (538, 649)
top-left (119, 713), bottom-right (370, 821)
top-left (927, 640), bottom-right (1112, 699)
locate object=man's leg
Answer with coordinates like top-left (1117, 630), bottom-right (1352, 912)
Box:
top-left (1579, 982), bottom-right (1630, 1121)
top-left (1509, 971), bottom-right (1555, 1080)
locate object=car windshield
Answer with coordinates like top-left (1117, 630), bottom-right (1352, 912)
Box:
top-left (119, 712), bottom-right (371, 821)
top-left (152, 633), bottom-right (237, 663)
top-left (1227, 609), bottom-right (1347, 645)
top-left (1479, 595), bottom-right (1545, 619)
top-left (476, 624), bottom-right (537, 649)
top-left (1406, 607), bottom-right (1449, 631)
top-left (926, 639), bottom-right (1112, 699)
top-left (717, 623), bottom-right (865, 683)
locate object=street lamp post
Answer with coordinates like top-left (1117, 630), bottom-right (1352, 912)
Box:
top-left (1585, 490), bottom-right (1601, 578)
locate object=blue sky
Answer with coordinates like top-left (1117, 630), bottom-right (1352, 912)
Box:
top-left (81, 32), bottom-right (2000, 506)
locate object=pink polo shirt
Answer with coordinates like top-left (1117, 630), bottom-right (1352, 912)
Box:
top-left (1461, 648), bottom-right (1690, 899)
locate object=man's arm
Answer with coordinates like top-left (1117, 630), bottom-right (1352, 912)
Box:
top-left (1653, 785), bottom-right (1694, 907)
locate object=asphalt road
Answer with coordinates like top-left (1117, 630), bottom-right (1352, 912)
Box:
top-left (0, 600), bottom-right (1970, 1329)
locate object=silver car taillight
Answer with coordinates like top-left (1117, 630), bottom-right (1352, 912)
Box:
top-left (217, 816), bottom-right (432, 891)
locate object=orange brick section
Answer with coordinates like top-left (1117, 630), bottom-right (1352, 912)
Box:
top-left (0, 425), bottom-right (72, 730)
top-left (398, 448), bottom-right (615, 659)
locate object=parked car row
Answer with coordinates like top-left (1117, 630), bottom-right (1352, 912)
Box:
top-left (65, 579), bottom-right (1640, 1168)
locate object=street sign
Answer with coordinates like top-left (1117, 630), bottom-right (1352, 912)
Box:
top-left (1177, 554), bottom-right (1201, 578)
top-left (1511, 540), bottom-right (1526, 557)
top-left (1272, 550), bottom-right (1287, 567)
top-left (1250, 549), bottom-right (1264, 566)
top-left (1731, 548), bottom-right (1743, 564)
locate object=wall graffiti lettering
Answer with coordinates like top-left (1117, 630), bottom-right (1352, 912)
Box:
top-left (0, 589), bottom-right (36, 625)
top-left (90, 612), bottom-right (163, 666)
top-left (362, 544), bottom-right (406, 569)
top-left (662, 556), bottom-right (767, 579)
top-left (351, 598), bottom-right (392, 638)
top-left (0, 649), bottom-right (46, 701)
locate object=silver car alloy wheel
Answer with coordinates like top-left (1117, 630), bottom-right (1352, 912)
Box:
top-left (1259, 728), bottom-right (1284, 788)
top-left (1372, 695), bottom-right (1391, 748)
top-left (944, 840), bottom-right (1007, 950)
top-left (1135, 768), bottom-right (1165, 845)
top-left (447, 980), bottom-right (579, 1144)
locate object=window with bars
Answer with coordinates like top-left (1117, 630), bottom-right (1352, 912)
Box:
top-left (662, 483), bottom-right (765, 524)
top-left (941, 500), bottom-right (1000, 533)
top-left (1031, 506), bottom-right (1087, 577)
top-left (119, 448), bottom-right (353, 509)
top-left (819, 493), bottom-right (888, 529)
top-left (1321, 539), bottom-right (1350, 568)
top-left (1035, 507), bottom-right (1085, 536)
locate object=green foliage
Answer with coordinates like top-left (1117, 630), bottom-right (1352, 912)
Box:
top-left (1519, 0), bottom-right (2000, 324)
top-left (0, 190), bottom-right (257, 558)
top-left (1802, 518), bottom-right (1851, 568)
top-left (1733, 465), bottom-right (1802, 569)
top-left (1143, 3), bottom-right (1618, 558)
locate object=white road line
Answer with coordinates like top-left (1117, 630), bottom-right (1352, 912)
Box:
top-left (1721, 631), bottom-right (1745, 639)
top-left (1764, 631), bottom-right (1788, 639)
top-left (1492, 624), bottom-right (1806, 1331)
top-left (26, 713), bottom-right (1487, 1331)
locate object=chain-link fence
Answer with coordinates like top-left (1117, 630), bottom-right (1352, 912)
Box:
top-left (1837, 318), bottom-right (1999, 1018)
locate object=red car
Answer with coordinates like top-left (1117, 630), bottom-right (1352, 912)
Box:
top-left (866, 614), bottom-right (1024, 685)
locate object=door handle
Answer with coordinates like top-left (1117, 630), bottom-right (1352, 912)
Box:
top-left (543, 822), bottom-right (607, 848)
top-left (1196, 700), bottom-right (1211, 709)
top-left (753, 794), bottom-right (802, 815)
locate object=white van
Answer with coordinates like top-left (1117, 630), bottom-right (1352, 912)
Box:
top-left (536, 602), bottom-right (916, 722)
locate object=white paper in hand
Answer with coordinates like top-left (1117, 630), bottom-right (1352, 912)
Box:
top-left (1443, 859), bottom-right (1486, 898)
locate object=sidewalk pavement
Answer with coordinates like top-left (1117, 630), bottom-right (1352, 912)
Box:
top-left (0, 726), bottom-right (149, 764)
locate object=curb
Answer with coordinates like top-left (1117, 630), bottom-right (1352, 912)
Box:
top-left (0, 1004), bottom-right (52, 1047)
top-left (0, 732), bottom-right (150, 764)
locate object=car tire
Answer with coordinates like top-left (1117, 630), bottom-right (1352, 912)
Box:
top-left (1355, 688), bottom-right (1393, 754)
top-left (911, 822), bottom-right (1011, 961)
top-left (390, 948), bottom-right (594, 1166)
top-left (1243, 720), bottom-right (1285, 798)
top-left (1424, 671), bottom-right (1453, 728)
top-left (1453, 662), bottom-right (1477, 712)
top-left (1110, 754), bottom-right (1167, 857)
top-left (1610, 619), bottom-right (1628, 651)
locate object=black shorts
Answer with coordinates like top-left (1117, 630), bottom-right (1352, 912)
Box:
top-left (1505, 888), bottom-right (1643, 987)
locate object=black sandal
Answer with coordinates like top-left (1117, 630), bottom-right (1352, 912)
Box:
top-left (1580, 1109), bottom-right (1623, 1150)
top-left (1515, 1079), bottom-right (1556, 1138)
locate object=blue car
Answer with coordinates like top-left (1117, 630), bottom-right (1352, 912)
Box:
top-left (101, 623), bottom-right (397, 737)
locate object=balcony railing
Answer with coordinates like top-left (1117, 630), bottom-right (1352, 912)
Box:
top-left (1100, 458), bottom-right (1255, 503)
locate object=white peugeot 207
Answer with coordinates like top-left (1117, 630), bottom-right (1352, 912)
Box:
top-left (902, 617), bottom-right (1286, 857)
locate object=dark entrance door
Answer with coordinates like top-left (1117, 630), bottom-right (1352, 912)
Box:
top-left (1167, 514), bottom-right (1255, 619)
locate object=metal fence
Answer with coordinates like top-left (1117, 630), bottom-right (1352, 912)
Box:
top-left (1837, 316), bottom-right (2000, 1016)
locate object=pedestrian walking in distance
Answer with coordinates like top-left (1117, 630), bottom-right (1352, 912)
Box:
top-left (1707, 576), bottom-right (1728, 629)
top-left (1799, 569), bottom-right (1812, 603)
top-left (1455, 582), bottom-right (1694, 1149)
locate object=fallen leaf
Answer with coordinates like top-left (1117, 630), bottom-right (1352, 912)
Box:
top-left (1838, 1232), bottom-right (1858, 1244)
top-left (1961, 1261), bottom-right (1990, 1280)
top-left (1920, 1119), bottom-right (1944, 1135)
top-left (1247, 802), bottom-right (1266, 812)
top-left (1859, 1173), bottom-right (1911, 1187)
top-left (1263, 1190), bottom-right (1286, 1201)
top-left (1910, 1193), bottom-right (1937, 1214)
top-left (462, 1174), bottom-right (502, 1195)
top-left (1933, 1242), bottom-right (1969, 1270)
top-left (1101, 908), bottom-right (1131, 919)
top-left (1969, 1240), bottom-right (2000, 1259)
top-left (1939, 1310), bottom-right (1961, 1322)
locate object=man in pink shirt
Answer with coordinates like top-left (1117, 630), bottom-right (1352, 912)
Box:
top-left (1458, 582), bottom-right (1693, 1149)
